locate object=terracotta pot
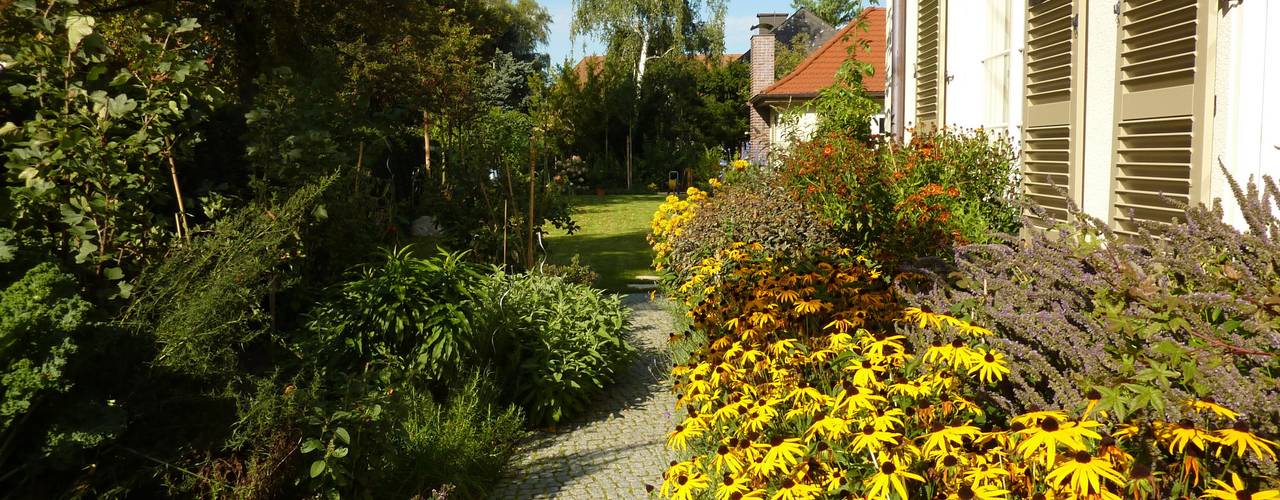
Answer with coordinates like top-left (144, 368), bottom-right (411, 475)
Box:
top-left (594, 187), bottom-right (606, 196)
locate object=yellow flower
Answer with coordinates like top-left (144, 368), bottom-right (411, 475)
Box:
top-left (714, 471), bottom-right (750, 500)
top-left (1185, 398), bottom-right (1240, 421)
top-left (1016, 415), bottom-right (1101, 467)
top-left (711, 442), bottom-right (746, 474)
top-left (1045, 451), bottom-right (1124, 496)
top-left (1157, 419), bottom-right (1219, 455)
top-left (1214, 421), bottom-right (1278, 461)
top-left (804, 415), bottom-right (852, 443)
top-left (850, 424), bottom-right (901, 454)
top-left (947, 480), bottom-right (1010, 500)
top-left (663, 469), bottom-right (711, 500)
top-left (731, 159), bottom-right (750, 172)
top-left (864, 457), bottom-right (924, 499)
top-left (709, 178), bottom-right (723, 188)
top-left (1202, 473), bottom-right (1280, 500)
top-left (903, 305), bottom-right (947, 329)
top-left (966, 348), bottom-right (1010, 384)
top-left (919, 423), bottom-right (982, 457)
top-left (770, 478), bottom-right (822, 500)
top-left (667, 418), bottom-right (706, 450)
top-left (760, 436), bottom-right (806, 475)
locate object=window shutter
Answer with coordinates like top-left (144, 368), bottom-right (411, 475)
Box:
top-left (1110, 0), bottom-right (1215, 235)
top-left (1021, 0), bottom-right (1083, 227)
top-left (915, 0), bottom-right (946, 131)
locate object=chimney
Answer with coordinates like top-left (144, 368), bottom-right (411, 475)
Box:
top-left (748, 29), bottom-right (776, 162)
top-left (754, 12), bottom-right (788, 35)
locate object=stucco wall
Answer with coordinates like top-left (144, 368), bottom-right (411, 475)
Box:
top-left (1212, 2), bottom-right (1280, 228)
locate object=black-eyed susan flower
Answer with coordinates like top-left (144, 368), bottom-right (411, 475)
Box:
top-left (904, 305), bottom-right (947, 329)
top-left (714, 471), bottom-right (750, 500)
top-left (850, 425), bottom-right (901, 454)
top-left (662, 470), bottom-right (711, 500)
top-left (1185, 398), bottom-right (1240, 421)
top-left (770, 477), bottom-right (822, 500)
top-left (947, 480), bottom-right (1010, 500)
top-left (1157, 419), bottom-right (1218, 456)
top-left (1015, 415), bottom-right (1101, 467)
top-left (864, 457), bottom-right (924, 499)
top-left (804, 415), bottom-right (852, 443)
top-left (1202, 473), bottom-right (1280, 500)
top-left (966, 348), bottom-right (1009, 384)
top-left (920, 423), bottom-right (982, 457)
top-left (1045, 451), bottom-right (1124, 496)
top-left (667, 419), bottom-right (707, 450)
top-left (759, 436), bottom-right (806, 476)
top-left (1214, 420), bottom-right (1278, 461)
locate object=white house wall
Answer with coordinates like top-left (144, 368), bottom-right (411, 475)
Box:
top-left (1213, 1), bottom-right (1280, 229)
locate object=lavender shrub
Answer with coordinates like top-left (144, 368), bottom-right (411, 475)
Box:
top-left (898, 171), bottom-right (1280, 432)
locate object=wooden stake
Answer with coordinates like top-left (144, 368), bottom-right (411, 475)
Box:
top-left (164, 143), bottom-right (190, 244)
top-left (527, 130), bottom-right (536, 266)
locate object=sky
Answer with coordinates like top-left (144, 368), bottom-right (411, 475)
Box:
top-left (539, 0), bottom-right (797, 66)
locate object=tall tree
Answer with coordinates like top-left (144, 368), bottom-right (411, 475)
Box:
top-left (791, 0), bottom-right (878, 26)
top-left (570, 0), bottom-right (726, 85)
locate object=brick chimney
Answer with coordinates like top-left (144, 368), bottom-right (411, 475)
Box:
top-left (748, 22), bottom-right (777, 163)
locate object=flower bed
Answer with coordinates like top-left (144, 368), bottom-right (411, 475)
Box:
top-left (645, 169), bottom-right (1280, 499)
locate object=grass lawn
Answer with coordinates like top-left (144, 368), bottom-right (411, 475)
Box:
top-left (542, 194), bottom-right (666, 292)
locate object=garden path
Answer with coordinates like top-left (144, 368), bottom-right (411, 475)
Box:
top-left (490, 293), bottom-right (679, 499)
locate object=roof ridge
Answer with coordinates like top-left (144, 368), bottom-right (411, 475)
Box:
top-left (756, 7), bottom-right (884, 97)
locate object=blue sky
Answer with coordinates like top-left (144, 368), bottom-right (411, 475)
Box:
top-left (540, 0), bottom-right (797, 66)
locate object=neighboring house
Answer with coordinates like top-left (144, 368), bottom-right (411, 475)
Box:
top-left (747, 8), bottom-right (888, 161)
top-left (884, 0), bottom-right (1280, 232)
top-left (737, 9), bottom-right (838, 66)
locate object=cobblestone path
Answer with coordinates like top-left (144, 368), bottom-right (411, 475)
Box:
top-left (490, 294), bottom-right (680, 499)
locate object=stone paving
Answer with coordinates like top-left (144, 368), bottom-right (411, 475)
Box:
top-left (490, 294), bottom-right (680, 499)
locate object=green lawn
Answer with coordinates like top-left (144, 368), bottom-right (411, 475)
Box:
top-left (543, 194), bottom-right (666, 292)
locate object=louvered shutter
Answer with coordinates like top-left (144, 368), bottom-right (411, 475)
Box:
top-left (1021, 0), bottom-right (1083, 227)
top-left (915, 0), bottom-right (946, 131)
top-left (1110, 0), bottom-right (1215, 235)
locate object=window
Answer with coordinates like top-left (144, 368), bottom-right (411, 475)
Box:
top-left (983, 0), bottom-right (1012, 131)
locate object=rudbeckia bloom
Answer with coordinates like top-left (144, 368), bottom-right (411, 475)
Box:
top-left (864, 458), bottom-right (924, 499)
top-left (947, 481), bottom-right (1010, 500)
top-left (667, 419), bottom-right (707, 450)
top-left (850, 425), bottom-right (901, 454)
top-left (770, 478), bottom-right (822, 500)
top-left (1185, 398), bottom-right (1240, 421)
top-left (1044, 451), bottom-right (1124, 496)
top-left (1157, 419), bottom-right (1218, 455)
top-left (919, 423), bottom-right (982, 457)
top-left (1016, 416), bottom-right (1101, 467)
top-left (1202, 473), bottom-right (1280, 500)
top-left (664, 470), bottom-right (711, 500)
top-left (966, 348), bottom-right (1010, 384)
top-left (1214, 420), bottom-right (1278, 461)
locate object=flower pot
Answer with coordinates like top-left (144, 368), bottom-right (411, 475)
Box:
top-left (594, 187), bottom-right (606, 196)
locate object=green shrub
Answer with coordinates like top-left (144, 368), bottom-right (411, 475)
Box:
top-left (781, 128), bottom-right (1021, 265)
top-left (306, 247), bottom-right (483, 385)
top-left (0, 263), bottom-right (100, 469)
top-left (665, 172), bottom-right (836, 278)
top-left (538, 254), bottom-right (599, 286)
top-left (476, 273), bottom-right (632, 425)
top-left (381, 373), bottom-right (524, 498)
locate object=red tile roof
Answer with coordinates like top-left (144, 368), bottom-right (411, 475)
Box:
top-left (758, 7), bottom-right (886, 99)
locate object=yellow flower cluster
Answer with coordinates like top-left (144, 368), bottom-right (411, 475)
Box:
top-left (649, 187), bottom-right (709, 271)
top-left (732, 159), bottom-right (750, 172)
top-left (655, 244), bottom-right (1279, 500)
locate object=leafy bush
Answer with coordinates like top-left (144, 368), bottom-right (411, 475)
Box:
top-left (476, 273), bottom-right (632, 424)
top-left (899, 172), bottom-right (1280, 432)
top-left (780, 128), bottom-right (1021, 265)
top-left (649, 175), bottom-right (836, 282)
top-left (306, 247), bottom-right (483, 385)
top-left (0, 262), bottom-right (111, 474)
top-left (538, 254), bottom-right (599, 286)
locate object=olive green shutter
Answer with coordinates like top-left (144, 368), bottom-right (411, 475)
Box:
top-left (915, 0), bottom-right (946, 131)
top-left (1021, 0), bottom-right (1084, 227)
top-left (1110, 0), bottom-right (1215, 235)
